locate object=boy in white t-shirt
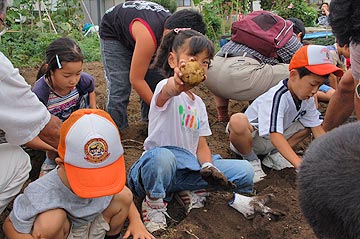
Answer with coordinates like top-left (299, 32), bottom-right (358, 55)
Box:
top-left (227, 45), bottom-right (344, 171)
top-left (3, 109), bottom-right (154, 239)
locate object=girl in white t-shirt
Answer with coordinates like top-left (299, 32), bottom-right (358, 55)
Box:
top-left (128, 29), bottom-right (279, 234)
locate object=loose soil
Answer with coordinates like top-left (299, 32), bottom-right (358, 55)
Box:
top-left (0, 62), bottom-right (317, 239)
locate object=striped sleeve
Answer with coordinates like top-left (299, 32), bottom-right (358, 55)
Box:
top-left (269, 85), bottom-right (288, 134)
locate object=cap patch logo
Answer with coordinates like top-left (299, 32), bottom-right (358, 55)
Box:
top-left (84, 138), bottom-right (110, 163)
top-left (320, 47), bottom-right (331, 64)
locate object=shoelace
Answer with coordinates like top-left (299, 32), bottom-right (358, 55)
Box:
top-left (144, 201), bottom-right (171, 223)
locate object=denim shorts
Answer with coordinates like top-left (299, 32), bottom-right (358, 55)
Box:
top-left (318, 84), bottom-right (332, 93)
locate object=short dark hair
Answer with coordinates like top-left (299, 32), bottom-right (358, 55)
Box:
top-left (320, 2), bottom-right (329, 8)
top-left (298, 121), bottom-right (360, 239)
top-left (329, 0), bottom-right (360, 46)
top-left (295, 67), bottom-right (330, 79)
top-left (164, 9), bottom-right (206, 35)
top-left (288, 18), bottom-right (305, 42)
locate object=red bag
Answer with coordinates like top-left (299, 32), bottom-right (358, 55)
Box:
top-left (231, 10), bottom-right (293, 58)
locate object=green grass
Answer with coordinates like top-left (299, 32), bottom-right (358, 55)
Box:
top-left (1, 31), bottom-right (101, 68)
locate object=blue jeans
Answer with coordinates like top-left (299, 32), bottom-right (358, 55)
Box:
top-left (100, 39), bottom-right (164, 130)
top-left (128, 146), bottom-right (254, 201)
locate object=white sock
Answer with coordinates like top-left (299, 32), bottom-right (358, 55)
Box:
top-left (146, 195), bottom-right (164, 205)
top-left (240, 150), bottom-right (258, 162)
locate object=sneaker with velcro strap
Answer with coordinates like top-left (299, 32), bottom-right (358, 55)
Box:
top-left (262, 152), bottom-right (294, 170)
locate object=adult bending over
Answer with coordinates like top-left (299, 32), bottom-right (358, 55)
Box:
top-left (99, 1), bottom-right (206, 130)
top-left (205, 12), bottom-right (302, 122)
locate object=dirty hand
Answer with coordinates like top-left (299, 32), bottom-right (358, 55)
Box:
top-left (250, 194), bottom-right (286, 221)
top-left (229, 193), bottom-right (286, 220)
top-left (200, 162), bottom-right (236, 190)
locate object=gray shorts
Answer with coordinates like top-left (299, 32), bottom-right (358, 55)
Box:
top-left (227, 121), bottom-right (305, 156)
top-left (67, 214), bottom-right (110, 239)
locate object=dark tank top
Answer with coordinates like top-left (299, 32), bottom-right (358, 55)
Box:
top-left (99, 1), bottom-right (171, 50)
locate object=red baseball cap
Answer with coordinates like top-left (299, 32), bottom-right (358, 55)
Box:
top-left (289, 45), bottom-right (344, 77)
top-left (58, 109), bottom-right (126, 198)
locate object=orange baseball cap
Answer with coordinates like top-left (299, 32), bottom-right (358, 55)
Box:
top-left (289, 45), bottom-right (344, 77)
top-left (58, 109), bottom-right (126, 198)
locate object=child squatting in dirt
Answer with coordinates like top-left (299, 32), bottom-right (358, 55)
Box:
top-left (226, 45), bottom-right (344, 179)
top-left (3, 109), bottom-right (154, 239)
top-left (127, 28), bottom-right (283, 234)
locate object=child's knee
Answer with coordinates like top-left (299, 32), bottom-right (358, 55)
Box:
top-left (115, 186), bottom-right (133, 207)
top-left (33, 209), bottom-right (70, 237)
top-left (229, 113), bottom-right (250, 135)
top-left (103, 186), bottom-right (133, 220)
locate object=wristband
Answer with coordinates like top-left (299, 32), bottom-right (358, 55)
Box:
top-left (355, 82), bottom-right (360, 100)
top-left (201, 162), bottom-right (214, 169)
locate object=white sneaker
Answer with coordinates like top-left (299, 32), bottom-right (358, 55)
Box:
top-left (262, 152), bottom-right (294, 170)
top-left (142, 198), bottom-right (169, 233)
top-left (175, 189), bottom-right (209, 214)
top-left (249, 159), bottom-right (267, 183)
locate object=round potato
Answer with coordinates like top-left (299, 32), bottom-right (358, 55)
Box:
top-left (180, 61), bottom-right (205, 86)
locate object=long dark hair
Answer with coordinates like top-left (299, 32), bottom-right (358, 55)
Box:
top-left (151, 29), bottom-right (214, 77)
top-left (164, 9), bottom-right (206, 35)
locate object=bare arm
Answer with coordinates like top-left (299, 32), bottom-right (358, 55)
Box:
top-left (155, 61), bottom-right (187, 107)
top-left (3, 217), bottom-right (40, 239)
top-left (270, 132), bottom-right (302, 169)
top-left (24, 136), bottom-right (56, 153)
top-left (311, 125), bottom-right (325, 138)
top-left (88, 91), bottom-right (97, 109)
top-left (123, 201), bottom-right (155, 239)
top-left (37, 114), bottom-right (61, 149)
top-left (130, 21), bottom-right (157, 105)
top-left (196, 136), bottom-right (213, 165)
top-left (324, 7), bottom-right (330, 16)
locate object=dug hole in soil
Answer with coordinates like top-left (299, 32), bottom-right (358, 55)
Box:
top-left (0, 62), bottom-right (317, 239)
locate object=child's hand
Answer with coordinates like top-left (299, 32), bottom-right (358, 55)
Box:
top-left (200, 162), bottom-right (236, 190)
top-left (162, 60), bottom-right (192, 97)
top-left (46, 150), bottom-right (59, 161)
top-left (229, 193), bottom-right (286, 221)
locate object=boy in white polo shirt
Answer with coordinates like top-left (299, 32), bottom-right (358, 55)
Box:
top-left (226, 45), bottom-right (344, 172)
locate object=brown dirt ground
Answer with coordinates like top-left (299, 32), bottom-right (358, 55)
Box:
top-left (0, 62), bottom-right (318, 239)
